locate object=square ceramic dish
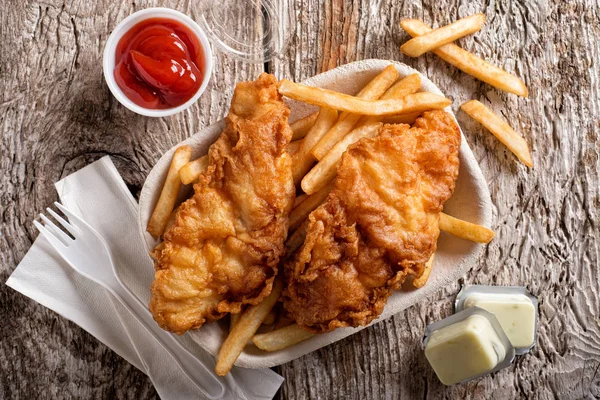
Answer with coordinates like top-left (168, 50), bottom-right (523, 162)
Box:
top-left (138, 59), bottom-right (493, 368)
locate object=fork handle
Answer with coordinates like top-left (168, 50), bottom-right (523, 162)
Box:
top-left (107, 281), bottom-right (225, 399)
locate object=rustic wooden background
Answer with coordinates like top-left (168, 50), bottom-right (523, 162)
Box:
top-left (2, 0), bottom-right (599, 398)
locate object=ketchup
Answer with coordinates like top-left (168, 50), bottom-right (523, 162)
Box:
top-left (114, 18), bottom-right (205, 109)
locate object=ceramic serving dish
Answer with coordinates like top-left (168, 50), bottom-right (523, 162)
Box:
top-left (138, 59), bottom-right (493, 368)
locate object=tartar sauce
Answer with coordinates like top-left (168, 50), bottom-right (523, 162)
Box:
top-left (423, 308), bottom-right (514, 385)
top-left (464, 293), bottom-right (536, 348)
top-left (456, 285), bottom-right (538, 354)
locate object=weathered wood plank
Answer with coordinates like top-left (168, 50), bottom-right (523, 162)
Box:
top-left (270, 0), bottom-right (600, 398)
top-left (2, 0), bottom-right (600, 398)
top-left (0, 0), bottom-right (263, 398)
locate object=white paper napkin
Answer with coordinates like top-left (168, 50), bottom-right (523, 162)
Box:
top-left (6, 156), bottom-right (284, 400)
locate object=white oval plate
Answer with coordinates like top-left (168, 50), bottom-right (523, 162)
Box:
top-left (138, 59), bottom-right (493, 368)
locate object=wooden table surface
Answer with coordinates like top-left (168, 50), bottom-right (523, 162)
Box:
top-left (2, 0), bottom-right (599, 398)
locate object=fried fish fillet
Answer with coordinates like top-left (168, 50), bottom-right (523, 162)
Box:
top-left (283, 110), bottom-right (460, 333)
top-left (149, 74), bottom-right (295, 334)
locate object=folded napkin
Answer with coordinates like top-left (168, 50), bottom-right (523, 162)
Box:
top-left (6, 156), bottom-right (283, 400)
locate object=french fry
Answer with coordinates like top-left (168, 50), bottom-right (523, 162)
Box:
top-left (461, 100), bottom-right (533, 167)
top-left (178, 155), bottom-right (209, 185)
top-left (383, 112), bottom-right (422, 125)
top-left (291, 112), bottom-right (318, 140)
top-left (263, 310), bottom-right (277, 326)
top-left (400, 19), bottom-right (528, 97)
top-left (312, 72), bottom-right (420, 160)
top-left (253, 324), bottom-right (314, 352)
top-left (230, 312), bottom-right (242, 332)
top-left (288, 139), bottom-right (303, 155)
top-left (215, 278), bottom-right (283, 376)
top-left (377, 73), bottom-right (422, 101)
top-left (327, 71), bottom-right (421, 143)
top-left (293, 193), bottom-right (308, 208)
top-left (412, 254), bottom-right (435, 288)
top-left (288, 181), bottom-right (335, 231)
top-left (164, 204), bottom-right (182, 233)
top-left (352, 65), bottom-right (399, 99)
top-left (286, 219), bottom-right (309, 255)
top-left (314, 73), bottom-right (422, 160)
top-left (357, 74), bottom-right (422, 126)
top-left (305, 75), bottom-right (422, 193)
top-left (310, 65), bottom-right (399, 160)
top-left (301, 121), bottom-right (383, 195)
top-left (147, 146), bottom-right (192, 238)
top-left (296, 64), bottom-right (404, 170)
top-left (292, 107), bottom-right (338, 185)
top-left (401, 14), bottom-right (486, 57)
top-left (274, 314), bottom-right (294, 330)
top-left (439, 212), bottom-right (495, 243)
top-left (279, 80), bottom-right (451, 116)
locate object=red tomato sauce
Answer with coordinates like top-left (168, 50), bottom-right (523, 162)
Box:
top-left (114, 18), bottom-right (205, 109)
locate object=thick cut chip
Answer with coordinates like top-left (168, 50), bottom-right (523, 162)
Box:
top-left (400, 19), bottom-right (528, 97)
top-left (400, 14), bottom-right (485, 57)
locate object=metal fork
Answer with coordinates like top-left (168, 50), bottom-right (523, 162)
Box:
top-left (34, 202), bottom-right (225, 399)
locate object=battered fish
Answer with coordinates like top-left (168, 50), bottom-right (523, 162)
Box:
top-left (283, 110), bottom-right (460, 333)
top-left (150, 74), bottom-right (295, 334)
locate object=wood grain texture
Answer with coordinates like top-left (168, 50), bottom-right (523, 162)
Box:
top-left (0, 0), bottom-right (262, 398)
top-left (1, 0), bottom-right (599, 399)
top-left (270, 0), bottom-right (600, 398)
